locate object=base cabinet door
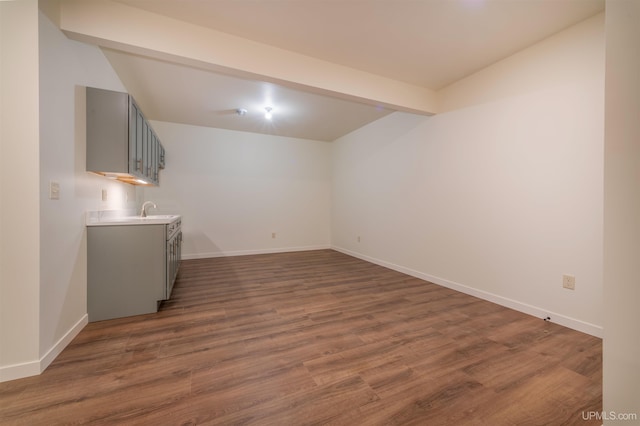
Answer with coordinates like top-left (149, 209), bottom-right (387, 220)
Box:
top-left (87, 225), bottom-right (166, 322)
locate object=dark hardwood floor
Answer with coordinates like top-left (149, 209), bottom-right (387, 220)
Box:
top-left (0, 249), bottom-right (602, 425)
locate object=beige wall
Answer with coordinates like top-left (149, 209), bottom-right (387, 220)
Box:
top-left (144, 121), bottom-right (331, 258)
top-left (0, 3), bottom-right (140, 382)
top-left (38, 8), bottom-right (138, 370)
top-left (439, 12), bottom-right (605, 113)
top-left (603, 0), bottom-right (640, 420)
top-left (332, 14), bottom-right (604, 336)
top-left (0, 0), bottom-right (41, 380)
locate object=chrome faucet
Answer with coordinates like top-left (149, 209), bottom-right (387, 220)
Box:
top-left (140, 201), bottom-right (157, 218)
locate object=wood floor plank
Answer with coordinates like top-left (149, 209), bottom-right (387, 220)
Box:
top-left (0, 249), bottom-right (602, 424)
top-left (357, 370), bottom-right (497, 426)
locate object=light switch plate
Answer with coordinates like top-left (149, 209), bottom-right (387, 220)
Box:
top-left (49, 181), bottom-right (60, 200)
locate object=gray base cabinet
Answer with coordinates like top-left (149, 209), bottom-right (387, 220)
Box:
top-left (88, 224), bottom-right (170, 322)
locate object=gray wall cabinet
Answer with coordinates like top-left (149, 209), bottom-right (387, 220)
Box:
top-left (86, 87), bottom-right (165, 186)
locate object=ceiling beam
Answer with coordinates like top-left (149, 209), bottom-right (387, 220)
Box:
top-left (58, 0), bottom-right (437, 115)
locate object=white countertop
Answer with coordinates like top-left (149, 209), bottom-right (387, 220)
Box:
top-left (86, 210), bottom-right (181, 227)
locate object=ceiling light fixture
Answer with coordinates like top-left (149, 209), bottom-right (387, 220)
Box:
top-left (236, 108), bottom-right (247, 116)
top-left (264, 106), bottom-right (273, 120)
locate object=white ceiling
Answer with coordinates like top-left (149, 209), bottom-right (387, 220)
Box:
top-left (104, 0), bottom-right (604, 141)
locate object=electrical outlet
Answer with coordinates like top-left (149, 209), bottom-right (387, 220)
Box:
top-left (102, 189), bottom-right (108, 201)
top-left (272, 232), bottom-right (276, 239)
top-left (357, 236), bottom-right (361, 243)
top-left (562, 274), bottom-right (575, 290)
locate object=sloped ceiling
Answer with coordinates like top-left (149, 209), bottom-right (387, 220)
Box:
top-left (76, 0), bottom-right (604, 141)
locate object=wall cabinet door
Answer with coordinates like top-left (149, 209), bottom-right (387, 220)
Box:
top-left (151, 131), bottom-right (158, 184)
top-left (154, 132), bottom-right (160, 183)
top-left (159, 144), bottom-right (166, 169)
top-left (128, 99), bottom-right (138, 175)
top-left (129, 98), bottom-right (145, 179)
top-left (143, 120), bottom-right (149, 180)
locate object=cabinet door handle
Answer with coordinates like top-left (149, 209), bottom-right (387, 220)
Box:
top-left (136, 159), bottom-right (142, 171)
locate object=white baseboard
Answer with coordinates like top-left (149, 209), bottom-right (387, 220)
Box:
top-left (0, 359), bottom-right (40, 383)
top-left (40, 314), bottom-right (88, 372)
top-left (181, 244), bottom-right (331, 260)
top-left (332, 246), bottom-right (603, 338)
top-left (0, 314), bottom-right (88, 383)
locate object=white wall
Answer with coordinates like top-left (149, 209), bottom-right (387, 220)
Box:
top-left (603, 0), bottom-right (640, 420)
top-left (0, 0), bottom-right (41, 380)
top-left (0, 5), bottom-right (140, 382)
top-left (332, 14), bottom-right (604, 336)
top-left (144, 121), bottom-right (331, 258)
top-left (38, 9), bottom-right (141, 369)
